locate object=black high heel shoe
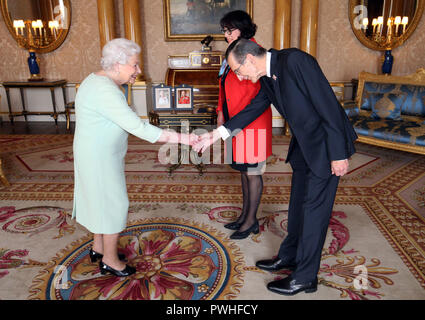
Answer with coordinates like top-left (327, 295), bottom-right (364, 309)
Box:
top-left (224, 221), bottom-right (243, 230)
top-left (99, 261), bottom-right (136, 277)
top-left (89, 248), bottom-right (126, 263)
top-left (230, 221), bottom-right (260, 240)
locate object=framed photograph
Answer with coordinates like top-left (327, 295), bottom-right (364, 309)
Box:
top-left (153, 84), bottom-right (173, 111)
top-left (164, 0), bottom-right (253, 41)
top-left (175, 85), bottom-right (194, 111)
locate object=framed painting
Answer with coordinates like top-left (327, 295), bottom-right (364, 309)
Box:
top-left (174, 85), bottom-right (194, 111)
top-left (153, 84), bottom-right (173, 111)
top-left (164, 0), bottom-right (253, 41)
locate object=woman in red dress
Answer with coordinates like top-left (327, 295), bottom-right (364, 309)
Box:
top-left (217, 10), bottom-right (272, 239)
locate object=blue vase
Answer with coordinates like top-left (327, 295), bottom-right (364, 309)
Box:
top-left (382, 50), bottom-right (393, 75)
top-left (27, 51), bottom-right (40, 78)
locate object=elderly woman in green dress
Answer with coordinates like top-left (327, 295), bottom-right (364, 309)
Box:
top-left (72, 38), bottom-right (198, 277)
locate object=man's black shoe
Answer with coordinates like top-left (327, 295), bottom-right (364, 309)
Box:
top-left (255, 257), bottom-right (296, 272)
top-left (267, 276), bottom-right (318, 295)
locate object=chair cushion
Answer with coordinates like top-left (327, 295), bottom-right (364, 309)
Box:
top-left (342, 101), bottom-right (359, 117)
top-left (369, 92), bottom-right (406, 120)
top-left (65, 101), bottom-right (75, 109)
top-left (361, 82), bottom-right (396, 110)
top-left (361, 82), bottom-right (407, 120)
top-left (400, 84), bottom-right (425, 116)
top-left (349, 112), bottom-right (425, 147)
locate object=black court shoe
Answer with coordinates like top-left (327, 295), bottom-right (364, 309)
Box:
top-left (224, 221), bottom-right (243, 230)
top-left (230, 220), bottom-right (260, 240)
top-left (89, 248), bottom-right (126, 263)
top-left (99, 261), bottom-right (136, 277)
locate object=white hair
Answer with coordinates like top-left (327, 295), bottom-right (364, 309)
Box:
top-left (100, 38), bottom-right (141, 71)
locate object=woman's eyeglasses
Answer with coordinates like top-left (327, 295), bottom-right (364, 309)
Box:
top-left (221, 28), bottom-right (236, 35)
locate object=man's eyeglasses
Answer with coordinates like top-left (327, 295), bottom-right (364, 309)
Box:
top-left (221, 28), bottom-right (236, 35)
top-left (233, 57), bottom-right (247, 76)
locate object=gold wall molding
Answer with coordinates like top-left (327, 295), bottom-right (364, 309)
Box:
top-left (300, 0), bottom-right (319, 56)
top-left (97, 0), bottom-right (116, 50)
top-left (124, 0), bottom-right (145, 81)
top-left (274, 0), bottom-right (292, 49)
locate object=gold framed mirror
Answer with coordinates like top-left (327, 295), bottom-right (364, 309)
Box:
top-left (349, 0), bottom-right (425, 51)
top-left (0, 0), bottom-right (71, 53)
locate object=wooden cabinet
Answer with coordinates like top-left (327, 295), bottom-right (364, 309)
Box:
top-left (164, 50), bottom-right (223, 114)
top-left (149, 50), bottom-right (224, 128)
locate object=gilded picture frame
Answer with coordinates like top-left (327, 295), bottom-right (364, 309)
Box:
top-left (174, 84), bottom-right (194, 111)
top-left (153, 84), bottom-right (173, 111)
top-left (164, 0), bottom-right (253, 41)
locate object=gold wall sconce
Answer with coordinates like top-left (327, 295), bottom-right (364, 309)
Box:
top-left (349, 0), bottom-right (424, 51)
top-left (1, 0), bottom-right (71, 80)
top-left (349, 0), bottom-right (424, 74)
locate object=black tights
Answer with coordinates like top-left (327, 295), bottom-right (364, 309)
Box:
top-left (236, 172), bottom-right (264, 232)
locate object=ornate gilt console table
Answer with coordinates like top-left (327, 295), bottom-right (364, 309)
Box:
top-left (2, 79), bottom-right (67, 125)
top-left (148, 111), bottom-right (217, 127)
top-left (149, 111), bottom-right (217, 176)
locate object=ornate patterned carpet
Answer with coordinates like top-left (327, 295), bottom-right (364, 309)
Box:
top-left (0, 134), bottom-right (425, 300)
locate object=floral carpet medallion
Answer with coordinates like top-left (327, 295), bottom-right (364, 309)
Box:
top-left (28, 218), bottom-right (244, 300)
top-left (0, 206), bottom-right (74, 239)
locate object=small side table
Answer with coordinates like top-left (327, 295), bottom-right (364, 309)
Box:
top-left (2, 79), bottom-right (67, 126)
top-left (149, 110), bottom-right (217, 176)
top-left (149, 111), bottom-right (217, 127)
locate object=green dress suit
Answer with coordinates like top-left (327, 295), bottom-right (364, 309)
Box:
top-left (72, 73), bottom-right (162, 234)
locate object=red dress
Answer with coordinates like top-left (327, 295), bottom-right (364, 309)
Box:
top-left (217, 39), bottom-right (272, 165)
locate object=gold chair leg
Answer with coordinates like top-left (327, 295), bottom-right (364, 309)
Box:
top-left (0, 159), bottom-right (11, 187)
top-left (66, 108), bottom-right (70, 130)
top-left (284, 120), bottom-right (291, 136)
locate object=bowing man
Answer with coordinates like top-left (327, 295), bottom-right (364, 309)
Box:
top-left (193, 38), bottom-right (357, 295)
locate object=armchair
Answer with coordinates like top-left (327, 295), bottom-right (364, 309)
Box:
top-left (342, 69), bottom-right (425, 155)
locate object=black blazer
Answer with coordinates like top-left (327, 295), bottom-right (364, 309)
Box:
top-left (223, 48), bottom-right (357, 178)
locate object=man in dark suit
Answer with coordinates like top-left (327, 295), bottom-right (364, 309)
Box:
top-left (193, 38), bottom-right (357, 296)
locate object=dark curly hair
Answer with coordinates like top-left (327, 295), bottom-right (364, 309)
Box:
top-left (220, 10), bottom-right (257, 40)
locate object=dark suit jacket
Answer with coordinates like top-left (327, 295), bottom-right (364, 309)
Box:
top-left (223, 48), bottom-right (358, 178)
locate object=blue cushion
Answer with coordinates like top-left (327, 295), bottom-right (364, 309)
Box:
top-left (400, 85), bottom-right (425, 116)
top-left (361, 82), bottom-right (397, 110)
top-left (349, 114), bottom-right (425, 147)
top-left (342, 101), bottom-right (359, 117)
top-left (361, 82), bottom-right (407, 120)
top-left (370, 92), bottom-right (406, 120)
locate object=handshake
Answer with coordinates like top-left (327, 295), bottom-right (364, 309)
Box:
top-left (178, 129), bottom-right (222, 153)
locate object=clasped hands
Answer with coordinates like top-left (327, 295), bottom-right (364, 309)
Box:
top-left (160, 129), bottom-right (219, 148)
top-left (182, 129), bottom-right (221, 153)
